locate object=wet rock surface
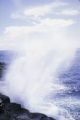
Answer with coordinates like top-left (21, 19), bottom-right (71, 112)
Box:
top-left (0, 94), bottom-right (56, 120)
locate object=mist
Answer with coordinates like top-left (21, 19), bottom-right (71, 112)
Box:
top-left (0, 25), bottom-right (78, 120)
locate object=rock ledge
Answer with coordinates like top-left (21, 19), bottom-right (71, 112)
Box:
top-left (0, 94), bottom-right (56, 120)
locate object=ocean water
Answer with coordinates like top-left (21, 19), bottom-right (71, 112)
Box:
top-left (0, 49), bottom-right (80, 120)
top-left (66, 53), bottom-right (80, 119)
top-left (51, 49), bottom-right (80, 120)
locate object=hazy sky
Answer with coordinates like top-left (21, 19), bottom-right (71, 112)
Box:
top-left (0, 0), bottom-right (80, 50)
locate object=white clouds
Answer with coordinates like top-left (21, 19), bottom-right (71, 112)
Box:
top-left (23, 5), bottom-right (52, 19)
top-left (22, 2), bottom-right (67, 19)
top-left (40, 18), bottom-right (74, 28)
top-left (11, 4), bottom-right (52, 20)
top-left (11, 2), bottom-right (67, 20)
top-left (4, 18), bottom-right (74, 36)
top-left (0, 0), bottom-right (79, 51)
top-left (11, 3), bottom-right (52, 19)
top-left (60, 9), bottom-right (80, 16)
top-left (10, 0), bottom-right (79, 37)
top-left (1, 18), bottom-right (73, 51)
top-left (11, 0), bottom-right (79, 27)
top-left (0, 17), bottom-right (76, 51)
top-left (10, 2), bottom-right (75, 31)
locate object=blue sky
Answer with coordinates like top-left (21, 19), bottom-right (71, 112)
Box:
top-left (0, 0), bottom-right (80, 50)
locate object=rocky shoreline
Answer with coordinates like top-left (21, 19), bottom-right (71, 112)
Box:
top-left (0, 94), bottom-right (56, 120)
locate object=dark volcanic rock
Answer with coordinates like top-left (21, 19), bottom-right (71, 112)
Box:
top-left (31, 113), bottom-right (54, 120)
top-left (0, 94), bottom-right (10, 104)
top-left (0, 94), bottom-right (10, 113)
top-left (0, 94), bottom-right (56, 120)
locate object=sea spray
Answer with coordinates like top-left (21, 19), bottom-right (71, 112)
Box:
top-left (0, 23), bottom-right (77, 120)
top-left (0, 43), bottom-right (76, 120)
